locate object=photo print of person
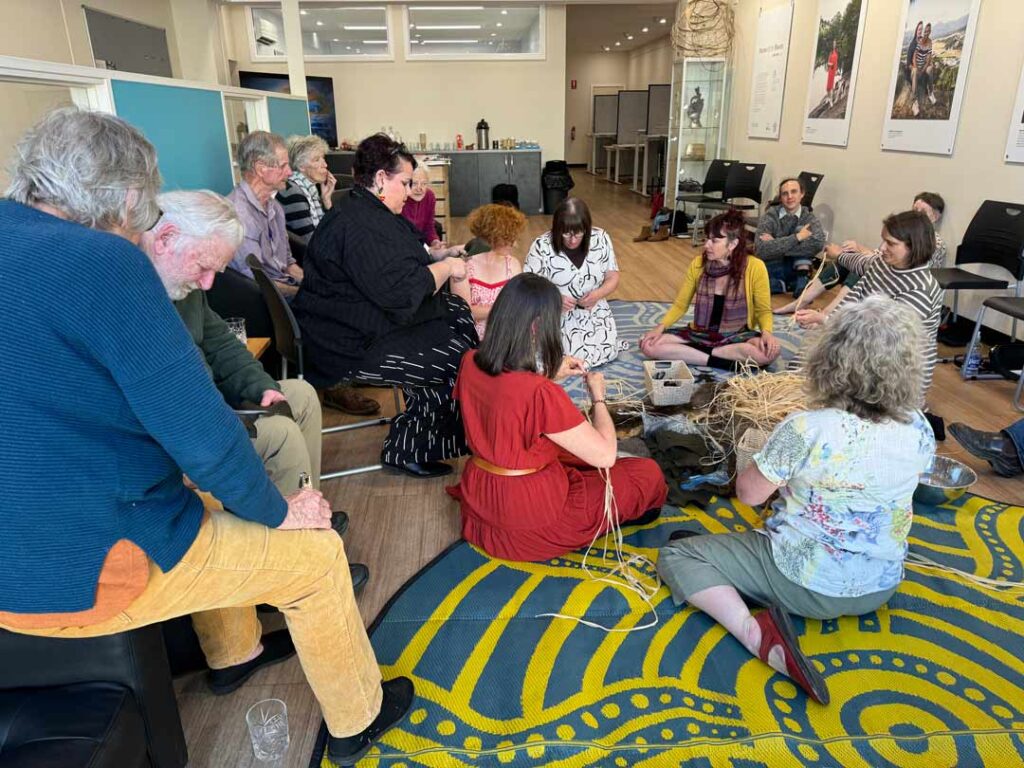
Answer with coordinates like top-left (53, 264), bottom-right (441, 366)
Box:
top-left (802, 0), bottom-right (868, 147)
top-left (881, 0), bottom-right (981, 155)
top-left (888, 0), bottom-right (973, 121)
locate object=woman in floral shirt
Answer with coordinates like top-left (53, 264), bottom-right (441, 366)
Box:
top-left (658, 296), bottom-right (934, 704)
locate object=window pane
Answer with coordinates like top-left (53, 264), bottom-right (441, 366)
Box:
top-left (408, 5), bottom-right (542, 57)
top-left (0, 82), bottom-right (75, 189)
top-left (251, 5), bottom-right (390, 58)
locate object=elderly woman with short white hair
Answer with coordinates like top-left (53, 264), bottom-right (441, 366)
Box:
top-left (658, 295), bottom-right (935, 706)
top-left (277, 133), bottom-right (337, 244)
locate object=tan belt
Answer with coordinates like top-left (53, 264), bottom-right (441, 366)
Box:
top-left (471, 456), bottom-right (548, 476)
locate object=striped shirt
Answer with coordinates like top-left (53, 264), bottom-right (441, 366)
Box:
top-left (914, 42), bottom-right (932, 69)
top-left (837, 250), bottom-right (942, 395)
top-left (277, 173), bottom-right (324, 244)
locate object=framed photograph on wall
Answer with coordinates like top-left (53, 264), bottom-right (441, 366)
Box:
top-left (239, 71), bottom-right (338, 148)
top-left (1004, 60), bottom-right (1024, 163)
top-left (880, 0), bottom-right (982, 155)
top-left (802, 0), bottom-right (868, 147)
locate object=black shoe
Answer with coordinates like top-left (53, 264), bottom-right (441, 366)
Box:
top-left (207, 630), bottom-right (295, 695)
top-left (924, 412), bottom-right (946, 442)
top-left (949, 423), bottom-right (1022, 477)
top-left (350, 563), bottom-right (370, 594)
top-left (332, 510), bottom-right (350, 537)
top-left (630, 507), bottom-right (662, 526)
top-left (327, 677), bottom-right (415, 766)
top-left (668, 529), bottom-right (700, 542)
top-left (386, 461), bottom-right (453, 479)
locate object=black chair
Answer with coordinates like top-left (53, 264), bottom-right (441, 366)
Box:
top-left (798, 171), bottom-right (825, 209)
top-left (246, 255), bottom-right (400, 481)
top-left (206, 265), bottom-right (280, 378)
top-left (670, 158), bottom-right (735, 235)
top-left (933, 200), bottom-right (1024, 330)
top-left (0, 626), bottom-right (187, 768)
top-left (962, 297), bottom-right (1024, 410)
top-left (695, 162), bottom-right (766, 242)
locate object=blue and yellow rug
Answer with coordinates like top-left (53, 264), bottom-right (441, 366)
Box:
top-left (313, 493), bottom-right (1024, 767)
top-left (559, 301), bottom-right (806, 403)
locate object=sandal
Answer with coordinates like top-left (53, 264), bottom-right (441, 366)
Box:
top-left (755, 605), bottom-right (830, 704)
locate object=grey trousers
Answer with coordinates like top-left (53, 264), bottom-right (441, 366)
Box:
top-left (253, 378), bottom-right (322, 492)
top-left (657, 531), bottom-right (897, 621)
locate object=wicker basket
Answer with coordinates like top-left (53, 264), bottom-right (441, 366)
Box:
top-left (643, 360), bottom-right (695, 406)
top-left (735, 428), bottom-right (769, 475)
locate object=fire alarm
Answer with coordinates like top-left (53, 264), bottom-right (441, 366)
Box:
top-left (571, 79), bottom-right (577, 90)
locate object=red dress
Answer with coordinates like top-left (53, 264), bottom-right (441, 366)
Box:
top-left (447, 351), bottom-right (668, 562)
top-left (827, 49), bottom-right (839, 91)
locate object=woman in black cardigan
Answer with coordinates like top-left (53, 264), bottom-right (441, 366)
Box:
top-left (292, 134), bottom-right (476, 478)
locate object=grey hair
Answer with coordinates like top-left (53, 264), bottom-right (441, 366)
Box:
top-left (803, 295), bottom-right (924, 422)
top-left (238, 130), bottom-right (286, 175)
top-left (156, 190), bottom-right (243, 249)
top-left (286, 134), bottom-right (328, 174)
top-left (6, 106), bottom-right (161, 233)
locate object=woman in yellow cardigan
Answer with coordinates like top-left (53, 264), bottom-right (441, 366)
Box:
top-left (640, 210), bottom-right (780, 369)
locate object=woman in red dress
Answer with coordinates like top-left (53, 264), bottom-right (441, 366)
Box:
top-left (447, 273), bottom-right (667, 562)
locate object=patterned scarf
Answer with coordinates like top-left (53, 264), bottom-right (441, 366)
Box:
top-left (693, 260), bottom-right (747, 332)
top-left (291, 172), bottom-right (324, 228)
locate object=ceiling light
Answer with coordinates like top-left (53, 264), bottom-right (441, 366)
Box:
top-left (409, 23), bottom-right (415, 28)
top-left (417, 24), bottom-right (481, 30)
top-left (422, 39), bottom-right (478, 43)
top-left (362, 40), bottom-right (388, 44)
top-left (332, 38), bottom-right (339, 42)
top-left (356, 48), bottom-right (361, 52)
top-left (500, 8), bottom-right (507, 13)
top-left (490, 32), bottom-right (496, 36)
top-left (300, 9), bottom-right (307, 15)
top-left (626, 34), bottom-right (633, 40)
top-left (316, 20), bottom-right (323, 26)
top-left (416, 5), bottom-right (484, 9)
top-left (343, 25), bottom-right (386, 30)
top-left (641, 26), bottom-right (649, 32)
top-left (603, 46), bottom-right (610, 51)
top-left (346, 45), bottom-right (352, 49)
top-left (659, 17), bottom-right (667, 24)
top-left (496, 22), bottom-right (503, 27)
top-left (415, 33), bottom-right (421, 37)
top-left (614, 41), bottom-right (620, 46)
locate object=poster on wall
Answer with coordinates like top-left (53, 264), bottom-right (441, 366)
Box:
top-left (747, 2), bottom-right (795, 140)
top-left (802, 0), bottom-right (869, 147)
top-left (1004, 61), bottom-right (1024, 163)
top-left (880, 0), bottom-right (982, 155)
top-left (238, 71), bottom-right (338, 148)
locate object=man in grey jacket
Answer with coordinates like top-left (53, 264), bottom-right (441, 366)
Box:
top-left (755, 177), bottom-right (825, 298)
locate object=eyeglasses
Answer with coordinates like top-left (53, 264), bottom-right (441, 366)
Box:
top-left (145, 208), bottom-right (164, 232)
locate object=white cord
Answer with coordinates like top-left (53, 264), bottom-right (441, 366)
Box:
top-left (906, 551), bottom-right (1024, 591)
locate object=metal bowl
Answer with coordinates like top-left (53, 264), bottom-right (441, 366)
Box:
top-left (914, 455), bottom-right (978, 506)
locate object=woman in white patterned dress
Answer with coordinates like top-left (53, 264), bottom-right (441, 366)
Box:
top-left (524, 198), bottom-right (620, 367)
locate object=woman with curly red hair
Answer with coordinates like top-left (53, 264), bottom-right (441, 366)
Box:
top-left (451, 203), bottom-right (525, 339)
top-left (639, 209), bottom-right (780, 369)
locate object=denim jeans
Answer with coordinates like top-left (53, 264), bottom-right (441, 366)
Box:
top-left (1003, 419), bottom-right (1024, 470)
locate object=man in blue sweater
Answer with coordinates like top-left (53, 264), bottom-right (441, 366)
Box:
top-left (0, 108), bottom-right (411, 766)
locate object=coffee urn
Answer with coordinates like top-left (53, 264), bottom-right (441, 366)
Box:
top-left (476, 118), bottom-right (490, 150)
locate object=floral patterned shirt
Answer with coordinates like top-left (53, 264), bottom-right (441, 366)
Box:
top-left (754, 408), bottom-right (934, 598)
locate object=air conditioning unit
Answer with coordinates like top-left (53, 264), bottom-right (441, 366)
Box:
top-left (255, 17), bottom-right (278, 46)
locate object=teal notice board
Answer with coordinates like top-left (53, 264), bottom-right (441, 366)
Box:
top-left (268, 96), bottom-right (311, 138)
top-left (111, 80), bottom-right (234, 195)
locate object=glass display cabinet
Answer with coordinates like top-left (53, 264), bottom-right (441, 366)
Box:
top-left (664, 57), bottom-right (729, 229)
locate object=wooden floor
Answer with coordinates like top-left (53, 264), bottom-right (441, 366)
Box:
top-left (175, 170), bottom-right (1023, 767)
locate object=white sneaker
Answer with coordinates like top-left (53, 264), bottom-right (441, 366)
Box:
top-left (928, 92), bottom-right (937, 105)
top-left (912, 101), bottom-right (920, 116)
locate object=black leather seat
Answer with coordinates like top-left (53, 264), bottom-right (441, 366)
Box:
top-left (0, 626), bottom-right (187, 768)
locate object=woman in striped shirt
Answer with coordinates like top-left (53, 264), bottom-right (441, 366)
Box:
top-left (795, 210), bottom-right (942, 395)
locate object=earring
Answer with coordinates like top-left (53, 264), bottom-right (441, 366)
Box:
top-left (377, 186), bottom-right (385, 201)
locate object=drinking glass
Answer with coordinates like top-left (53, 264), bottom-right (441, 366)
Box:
top-left (225, 317), bottom-right (247, 345)
top-left (246, 699), bottom-right (289, 761)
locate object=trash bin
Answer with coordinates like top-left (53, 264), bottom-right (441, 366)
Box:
top-left (541, 160), bottom-right (574, 214)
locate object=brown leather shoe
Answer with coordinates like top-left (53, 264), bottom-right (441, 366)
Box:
top-left (648, 228), bottom-right (671, 242)
top-left (633, 225), bottom-right (652, 242)
top-left (322, 385), bottom-right (381, 416)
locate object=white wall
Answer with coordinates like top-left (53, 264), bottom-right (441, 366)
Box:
top-left (726, 0), bottom-right (1024, 333)
top-left (564, 50), bottom-right (628, 163)
top-left (627, 35), bottom-right (673, 89)
top-left (224, 4), bottom-right (567, 162)
top-left (168, 0), bottom-right (229, 83)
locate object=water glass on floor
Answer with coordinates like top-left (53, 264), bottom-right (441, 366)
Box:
top-left (226, 317), bottom-right (247, 346)
top-left (246, 699), bottom-right (289, 761)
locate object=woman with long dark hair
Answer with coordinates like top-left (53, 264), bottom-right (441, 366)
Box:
top-left (447, 273), bottom-right (667, 562)
top-left (524, 197), bottom-right (621, 367)
top-left (640, 209), bottom-right (780, 369)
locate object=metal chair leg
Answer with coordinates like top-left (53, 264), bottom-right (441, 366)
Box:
top-left (961, 307), bottom-right (985, 381)
top-left (1015, 369), bottom-right (1024, 413)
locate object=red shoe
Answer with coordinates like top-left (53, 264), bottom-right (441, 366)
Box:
top-left (755, 605), bottom-right (830, 705)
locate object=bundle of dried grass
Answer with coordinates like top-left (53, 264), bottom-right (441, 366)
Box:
top-left (672, 0), bottom-right (735, 58)
top-left (695, 368), bottom-right (808, 468)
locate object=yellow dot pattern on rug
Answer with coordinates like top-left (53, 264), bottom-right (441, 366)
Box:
top-left (436, 720), bottom-right (455, 736)
top-left (556, 724), bottom-right (575, 740)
